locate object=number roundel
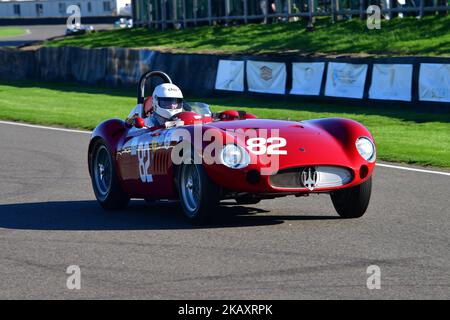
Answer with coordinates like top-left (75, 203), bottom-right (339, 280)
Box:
top-left (137, 142), bottom-right (153, 183)
top-left (246, 137), bottom-right (287, 155)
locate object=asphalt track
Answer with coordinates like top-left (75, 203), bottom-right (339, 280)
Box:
top-left (0, 24), bottom-right (113, 47)
top-left (0, 121), bottom-right (449, 299)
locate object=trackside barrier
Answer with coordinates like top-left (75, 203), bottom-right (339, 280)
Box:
top-left (214, 57), bottom-right (450, 105)
top-left (0, 47), bottom-right (449, 108)
top-left (0, 47), bottom-right (218, 94)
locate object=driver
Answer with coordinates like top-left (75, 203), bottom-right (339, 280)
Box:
top-left (146, 83), bottom-right (184, 127)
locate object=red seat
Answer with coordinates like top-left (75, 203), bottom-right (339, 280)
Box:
top-left (143, 97), bottom-right (153, 117)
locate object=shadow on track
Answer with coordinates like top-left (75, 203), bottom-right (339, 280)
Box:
top-left (0, 200), bottom-right (340, 231)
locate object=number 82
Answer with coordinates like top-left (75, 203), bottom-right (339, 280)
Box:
top-left (246, 137), bottom-right (287, 155)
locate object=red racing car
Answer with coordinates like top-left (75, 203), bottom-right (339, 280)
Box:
top-left (88, 71), bottom-right (376, 223)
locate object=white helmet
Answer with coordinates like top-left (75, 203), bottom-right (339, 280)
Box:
top-left (152, 83), bottom-right (184, 120)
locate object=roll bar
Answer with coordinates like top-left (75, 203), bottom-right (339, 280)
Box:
top-left (137, 71), bottom-right (172, 104)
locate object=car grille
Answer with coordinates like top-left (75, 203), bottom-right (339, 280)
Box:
top-left (269, 166), bottom-right (353, 189)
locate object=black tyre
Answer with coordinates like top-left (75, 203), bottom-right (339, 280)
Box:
top-left (90, 139), bottom-right (129, 210)
top-left (178, 163), bottom-right (220, 224)
top-left (330, 177), bottom-right (372, 219)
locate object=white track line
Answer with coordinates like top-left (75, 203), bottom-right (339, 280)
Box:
top-left (376, 163), bottom-right (450, 176)
top-left (0, 120), bottom-right (91, 134)
top-left (0, 120), bottom-right (449, 177)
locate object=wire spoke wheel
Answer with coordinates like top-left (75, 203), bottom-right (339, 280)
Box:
top-left (90, 140), bottom-right (129, 210)
top-left (93, 145), bottom-right (112, 201)
top-left (180, 164), bottom-right (201, 216)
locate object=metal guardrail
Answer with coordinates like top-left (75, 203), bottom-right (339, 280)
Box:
top-left (134, 0), bottom-right (449, 30)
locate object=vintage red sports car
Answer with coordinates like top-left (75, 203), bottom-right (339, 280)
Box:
top-left (88, 71), bottom-right (376, 223)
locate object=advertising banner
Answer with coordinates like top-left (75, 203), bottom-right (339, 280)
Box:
top-left (419, 63), bottom-right (450, 103)
top-left (215, 60), bottom-right (245, 92)
top-left (325, 63), bottom-right (368, 99)
top-left (369, 64), bottom-right (413, 101)
top-left (247, 61), bottom-right (287, 94)
top-left (290, 62), bottom-right (325, 96)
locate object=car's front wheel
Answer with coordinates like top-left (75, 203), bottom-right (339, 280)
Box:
top-left (90, 139), bottom-right (129, 210)
top-left (178, 163), bottom-right (220, 224)
top-left (330, 177), bottom-right (372, 218)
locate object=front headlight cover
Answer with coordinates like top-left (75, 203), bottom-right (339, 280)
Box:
top-left (355, 137), bottom-right (376, 162)
top-left (220, 144), bottom-right (250, 169)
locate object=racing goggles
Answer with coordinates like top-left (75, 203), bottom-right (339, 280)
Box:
top-left (159, 97), bottom-right (183, 109)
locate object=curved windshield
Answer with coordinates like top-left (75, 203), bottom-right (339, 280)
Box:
top-left (183, 102), bottom-right (212, 117)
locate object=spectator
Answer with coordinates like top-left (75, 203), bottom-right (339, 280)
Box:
top-left (293, 0), bottom-right (308, 13)
top-left (260, 0), bottom-right (277, 23)
top-left (435, 0), bottom-right (448, 16)
top-left (380, 0), bottom-right (394, 19)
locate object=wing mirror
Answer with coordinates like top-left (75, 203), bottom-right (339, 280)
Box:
top-left (134, 117), bottom-right (146, 129)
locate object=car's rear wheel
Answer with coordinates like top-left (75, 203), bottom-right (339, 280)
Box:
top-left (330, 177), bottom-right (372, 218)
top-left (178, 163), bottom-right (220, 224)
top-left (91, 139), bottom-right (129, 210)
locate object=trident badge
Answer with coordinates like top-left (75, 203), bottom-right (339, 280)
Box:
top-left (301, 167), bottom-right (318, 191)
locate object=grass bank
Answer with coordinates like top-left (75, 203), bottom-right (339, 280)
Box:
top-left (0, 27), bottom-right (26, 38)
top-left (44, 16), bottom-right (450, 56)
top-left (0, 80), bottom-right (449, 167)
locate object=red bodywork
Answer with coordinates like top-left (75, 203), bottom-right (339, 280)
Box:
top-left (88, 111), bottom-right (375, 200)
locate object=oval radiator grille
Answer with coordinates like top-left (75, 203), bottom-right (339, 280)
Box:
top-left (269, 166), bottom-right (353, 189)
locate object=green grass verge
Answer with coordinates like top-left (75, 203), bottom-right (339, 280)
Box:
top-left (0, 80), bottom-right (449, 167)
top-left (0, 27), bottom-right (26, 38)
top-left (45, 15), bottom-right (450, 56)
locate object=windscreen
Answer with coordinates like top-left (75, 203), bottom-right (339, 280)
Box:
top-left (183, 102), bottom-right (212, 117)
